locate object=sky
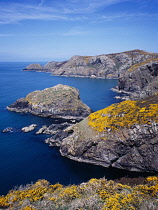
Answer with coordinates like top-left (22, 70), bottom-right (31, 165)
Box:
top-left (0, 0), bottom-right (158, 62)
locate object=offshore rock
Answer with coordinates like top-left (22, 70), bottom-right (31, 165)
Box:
top-left (2, 127), bottom-right (14, 133)
top-left (22, 124), bottom-right (37, 132)
top-left (115, 60), bottom-right (158, 100)
top-left (7, 84), bottom-right (92, 120)
top-left (60, 95), bottom-right (158, 172)
top-left (23, 50), bottom-right (158, 79)
top-left (23, 63), bottom-right (44, 71)
top-left (36, 122), bottom-right (73, 135)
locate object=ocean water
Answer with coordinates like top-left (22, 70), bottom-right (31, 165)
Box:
top-left (0, 62), bottom-right (139, 195)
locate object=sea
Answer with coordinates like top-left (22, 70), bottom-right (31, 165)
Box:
top-left (0, 62), bottom-right (146, 195)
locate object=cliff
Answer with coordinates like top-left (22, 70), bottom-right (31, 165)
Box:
top-left (7, 84), bottom-right (92, 120)
top-left (60, 94), bottom-right (158, 172)
top-left (23, 49), bottom-right (158, 79)
top-left (114, 59), bottom-right (158, 100)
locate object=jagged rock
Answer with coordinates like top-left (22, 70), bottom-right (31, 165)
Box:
top-left (36, 126), bottom-right (49, 135)
top-left (115, 60), bottom-right (158, 100)
top-left (36, 122), bottom-right (73, 135)
top-left (2, 127), bottom-right (21, 133)
top-left (45, 138), bottom-right (61, 147)
top-left (7, 84), bottom-right (92, 120)
top-left (23, 50), bottom-right (158, 79)
top-left (60, 95), bottom-right (158, 172)
top-left (2, 127), bottom-right (14, 133)
top-left (22, 124), bottom-right (37, 132)
top-left (45, 130), bottom-right (71, 147)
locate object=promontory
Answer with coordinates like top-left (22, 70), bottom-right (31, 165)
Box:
top-left (23, 49), bottom-right (158, 79)
top-left (7, 84), bottom-right (92, 119)
top-left (114, 59), bottom-right (158, 100)
top-left (60, 94), bottom-right (158, 173)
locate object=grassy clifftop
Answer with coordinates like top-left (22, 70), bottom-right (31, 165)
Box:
top-left (0, 177), bottom-right (158, 210)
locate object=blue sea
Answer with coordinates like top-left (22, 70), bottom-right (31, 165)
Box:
top-left (0, 62), bottom-right (141, 195)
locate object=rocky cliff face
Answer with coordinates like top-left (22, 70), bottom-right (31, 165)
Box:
top-left (60, 94), bottom-right (158, 172)
top-left (115, 60), bottom-right (158, 100)
top-left (7, 84), bottom-right (92, 119)
top-left (23, 50), bottom-right (158, 79)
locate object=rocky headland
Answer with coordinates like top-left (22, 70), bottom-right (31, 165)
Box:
top-left (7, 84), bottom-right (92, 120)
top-left (114, 59), bottom-right (158, 100)
top-left (23, 49), bottom-right (158, 79)
top-left (8, 50), bottom-right (158, 173)
top-left (60, 94), bottom-right (158, 173)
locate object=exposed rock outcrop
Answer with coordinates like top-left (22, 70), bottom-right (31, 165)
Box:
top-left (7, 84), bottom-right (92, 120)
top-left (2, 127), bottom-right (14, 133)
top-left (60, 95), bottom-right (158, 172)
top-left (114, 60), bottom-right (158, 100)
top-left (23, 63), bottom-right (44, 71)
top-left (2, 127), bottom-right (21, 133)
top-left (23, 50), bottom-right (158, 79)
top-left (22, 124), bottom-right (37, 132)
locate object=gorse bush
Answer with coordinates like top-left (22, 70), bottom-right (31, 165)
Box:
top-left (0, 177), bottom-right (158, 210)
top-left (88, 98), bottom-right (158, 133)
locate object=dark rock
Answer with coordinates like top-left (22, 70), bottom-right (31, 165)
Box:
top-left (60, 95), bottom-right (158, 172)
top-left (115, 60), bottom-right (158, 100)
top-left (36, 122), bottom-right (73, 135)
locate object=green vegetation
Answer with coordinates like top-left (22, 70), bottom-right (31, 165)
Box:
top-left (88, 95), bottom-right (158, 132)
top-left (0, 177), bottom-right (158, 210)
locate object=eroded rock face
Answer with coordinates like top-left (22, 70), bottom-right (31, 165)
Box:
top-left (60, 95), bottom-right (158, 172)
top-left (7, 84), bottom-right (92, 120)
top-left (115, 60), bottom-right (158, 100)
top-left (23, 50), bottom-right (158, 79)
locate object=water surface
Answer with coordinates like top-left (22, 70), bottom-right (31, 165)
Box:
top-left (0, 62), bottom-right (127, 195)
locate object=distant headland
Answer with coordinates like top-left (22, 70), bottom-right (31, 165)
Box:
top-left (24, 49), bottom-right (158, 100)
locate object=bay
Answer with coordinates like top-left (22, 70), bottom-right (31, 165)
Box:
top-left (0, 62), bottom-right (131, 195)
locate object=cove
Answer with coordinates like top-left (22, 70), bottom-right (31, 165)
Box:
top-left (0, 62), bottom-right (148, 195)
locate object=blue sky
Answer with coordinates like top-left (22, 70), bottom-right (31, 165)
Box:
top-left (0, 0), bottom-right (158, 61)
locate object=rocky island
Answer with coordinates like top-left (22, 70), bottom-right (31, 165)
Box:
top-left (60, 94), bottom-right (158, 173)
top-left (23, 49), bottom-right (158, 79)
top-left (7, 84), bottom-right (92, 120)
